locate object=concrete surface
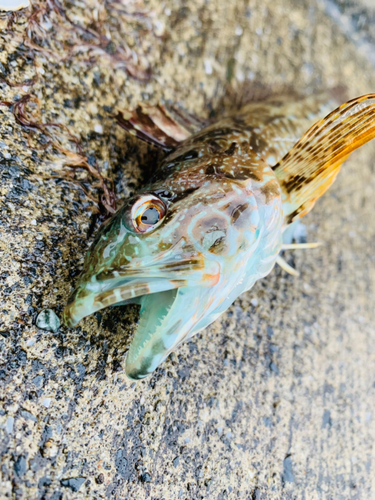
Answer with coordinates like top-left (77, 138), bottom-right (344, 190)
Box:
top-left (1, 0), bottom-right (375, 499)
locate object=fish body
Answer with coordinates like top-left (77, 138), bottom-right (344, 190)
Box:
top-left (63, 92), bottom-right (375, 379)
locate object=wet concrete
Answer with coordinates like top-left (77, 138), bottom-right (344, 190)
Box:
top-left (1, 0), bottom-right (375, 498)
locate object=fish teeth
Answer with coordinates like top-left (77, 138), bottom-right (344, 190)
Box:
top-left (130, 299), bottom-right (175, 362)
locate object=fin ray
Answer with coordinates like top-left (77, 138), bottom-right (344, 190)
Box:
top-left (230, 91), bottom-right (341, 165)
top-left (273, 94), bottom-right (375, 223)
top-left (115, 103), bottom-right (204, 150)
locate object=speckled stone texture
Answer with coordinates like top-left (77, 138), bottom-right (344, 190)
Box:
top-left (1, 1), bottom-right (375, 499)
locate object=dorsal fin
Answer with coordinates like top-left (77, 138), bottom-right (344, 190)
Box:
top-left (232, 91), bottom-right (339, 166)
top-left (273, 94), bottom-right (375, 224)
top-left (115, 103), bottom-right (205, 150)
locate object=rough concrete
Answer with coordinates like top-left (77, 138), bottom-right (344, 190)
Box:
top-left (1, 0), bottom-right (375, 499)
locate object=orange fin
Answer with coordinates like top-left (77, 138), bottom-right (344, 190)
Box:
top-left (273, 94), bottom-right (375, 224)
top-left (115, 103), bottom-right (205, 151)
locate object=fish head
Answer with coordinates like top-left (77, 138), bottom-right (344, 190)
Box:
top-left (63, 172), bottom-right (262, 379)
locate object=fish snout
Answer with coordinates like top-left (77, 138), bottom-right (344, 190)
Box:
top-left (63, 257), bottom-right (220, 328)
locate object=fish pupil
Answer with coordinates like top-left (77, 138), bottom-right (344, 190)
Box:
top-left (141, 207), bottom-right (160, 225)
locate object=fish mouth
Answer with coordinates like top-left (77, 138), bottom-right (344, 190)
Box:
top-left (63, 258), bottom-right (220, 328)
top-left (63, 257), bottom-right (220, 380)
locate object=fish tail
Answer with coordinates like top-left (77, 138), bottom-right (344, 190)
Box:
top-left (273, 94), bottom-right (375, 224)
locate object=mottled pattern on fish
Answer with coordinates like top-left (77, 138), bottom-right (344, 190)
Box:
top-left (63, 92), bottom-right (375, 380)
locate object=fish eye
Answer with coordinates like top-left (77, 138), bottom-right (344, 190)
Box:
top-left (131, 195), bottom-right (166, 233)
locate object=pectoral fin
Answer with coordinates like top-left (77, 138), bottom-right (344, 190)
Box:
top-left (115, 103), bottom-right (206, 150)
top-left (273, 94), bottom-right (375, 223)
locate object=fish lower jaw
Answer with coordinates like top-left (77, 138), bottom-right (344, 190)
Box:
top-left (125, 288), bottom-right (183, 380)
top-left (125, 315), bottom-right (173, 380)
top-left (127, 308), bottom-right (171, 366)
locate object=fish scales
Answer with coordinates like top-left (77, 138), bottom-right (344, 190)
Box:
top-left (63, 92), bottom-right (375, 379)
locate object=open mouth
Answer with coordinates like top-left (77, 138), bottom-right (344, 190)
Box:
top-left (63, 258), bottom-right (219, 326)
top-left (63, 258), bottom-right (220, 380)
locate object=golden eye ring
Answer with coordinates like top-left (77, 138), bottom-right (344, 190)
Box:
top-left (131, 195), bottom-right (166, 233)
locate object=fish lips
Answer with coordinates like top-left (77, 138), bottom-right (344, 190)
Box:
top-left (62, 258), bottom-right (220, 328)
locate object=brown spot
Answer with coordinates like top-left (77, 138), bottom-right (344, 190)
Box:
top-left (240, 140), bottom-right (250, 154)
top-left (172, 186), bottom-right (200, 203)
top-left (207, 140), bottom-right (222, 152)
top-left (158, 241), bottom-right (173, 251)
top-left (260, 179), bottom-right (280, 203)
top-left (244, 124), bottom-right (257, 132)
top-left (250, 133), bottom-right (267, 153)
top-left (171, 149), bottom-right (199, 163)
top-left (246, 170), bottom-right (263, 182)
top-left (287, 208), bottom-right (301, 224)
top-left (230, 203), bottom-right (249, 224)
top-left (209, 236), bottom-right (226, 254)
top-left (266, 100), bottom-right (285, 107)
top-left (224, 142), bottom-right (238, 156)
top-left (205, 165), bottom-right (217, 176)
top-left (221, 202), bottom-right (233, 211)
top-left (281, 174), bottom-right (310, 192)
top-left (223, 170), bottom-right (249, 181)
top-left (162, 260), bottom-right (202, 271)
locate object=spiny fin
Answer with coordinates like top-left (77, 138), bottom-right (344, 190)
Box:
top-left (273, 94), bottom-right (375, 224)
top-left (215, 84), bottom-right (347, 165)
top-left (235, 91), bottom-right (340, 165)
top-left (115, 103), bottom-right (205, 151)
top-left (218, 80), bottom-right (347, 114)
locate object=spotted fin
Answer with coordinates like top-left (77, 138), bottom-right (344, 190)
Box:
top-left (231, 90), bottom-right (343, 166)
top-left (273, 94), bottom-right (375, 224)
top-left (115, 103), bottom-right (205, 150)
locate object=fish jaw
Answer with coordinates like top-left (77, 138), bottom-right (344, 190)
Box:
top-left (125, 283), bottom-right (230, 379)
top-left (63, 257), bottom-right (220, 328)
top-left (63, 276), bottom-right (185, 328)
top-left (63, 258), bottom-right (222, 381)
top-left (125, 288), bottom-right (189, 379)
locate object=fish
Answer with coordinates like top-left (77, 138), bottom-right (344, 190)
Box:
top-left (63, 91), bottom-right (375, 380)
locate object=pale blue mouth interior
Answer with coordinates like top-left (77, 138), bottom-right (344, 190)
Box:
top-left (125, 288), bottom-right (180, 380)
